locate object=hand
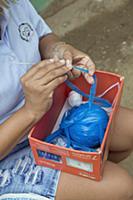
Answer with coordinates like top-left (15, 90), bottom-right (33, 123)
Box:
top-left (21, 59), bottom-right (70, 122)
top-left (49, 42), bottom-right (95, 84)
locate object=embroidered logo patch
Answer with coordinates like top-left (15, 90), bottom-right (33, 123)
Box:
top-left (18, 23), bottom-right (34, 42)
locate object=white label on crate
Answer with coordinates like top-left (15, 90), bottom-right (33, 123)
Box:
top-left (66, 157), bottom-right (93, 172)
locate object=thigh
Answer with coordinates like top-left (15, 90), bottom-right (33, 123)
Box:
top-left (110, 107), bottom-right (133, 151)
top-left (0, 146), bottom-right (60, 200)
top-left (56, 161), bottom-right (133, 200)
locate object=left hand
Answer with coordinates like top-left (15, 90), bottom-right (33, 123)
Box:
top-left (49, 42), bottom-right (95, 84)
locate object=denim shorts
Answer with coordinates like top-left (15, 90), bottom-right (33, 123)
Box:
top-left (0, 140), bottom-right (61, 200)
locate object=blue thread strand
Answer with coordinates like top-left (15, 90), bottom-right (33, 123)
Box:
top-left (72, 66), bottom-right (89, 73)
top-left (65, 79), bottom-right (111, 108)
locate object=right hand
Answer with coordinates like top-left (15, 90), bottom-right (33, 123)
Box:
top-left (21, 59), bottom-right (70, 123)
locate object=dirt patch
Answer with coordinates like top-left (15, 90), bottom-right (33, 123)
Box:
top-left (62, 0), bottom-right (133, 71)
top-left (41, 0), bottom-right (76, 18)
top-left (62, 0), bottom-right (133, 108)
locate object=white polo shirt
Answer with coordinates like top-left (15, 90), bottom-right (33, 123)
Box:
top-left (0, 0), bottom-right (52, 124)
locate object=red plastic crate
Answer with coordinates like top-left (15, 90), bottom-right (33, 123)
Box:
top-left (29, 70), bottom-right (124, 181)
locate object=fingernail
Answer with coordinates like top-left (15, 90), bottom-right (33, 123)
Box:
top-left (89, 77), bottom-right (94, 84)
top-left (66, 59), bottom-right (71, 67)
top-left (49, 59), bottom-right (54, 62)
top-left (60, 59), bottom-right (65, 64)
top-left (89, 69), bottom-right (94, 76)
top-left (85, 74), bottom-right (94, 84)
top-left (53, 55), bottom-right (59, 61)
top-left (66, 59), bottom-right (73, 69)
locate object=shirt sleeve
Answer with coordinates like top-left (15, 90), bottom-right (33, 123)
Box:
top-left (23, 0), bottom-right (52, 38)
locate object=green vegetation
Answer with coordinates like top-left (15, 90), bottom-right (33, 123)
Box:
top-left (30, 0), bottom-right (53, 12)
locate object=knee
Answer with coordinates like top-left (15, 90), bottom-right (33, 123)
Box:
top-left (104, 162), bottom-right (133, 200)
top-left (121, 184), bottom-right (133, 200)
top-left (123, 178), bottom-right (133, 200)
top-left (114, 172), bottom-right (133, 200)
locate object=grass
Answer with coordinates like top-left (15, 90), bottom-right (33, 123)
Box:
top-left (30, 0), bottom-right (53, 12)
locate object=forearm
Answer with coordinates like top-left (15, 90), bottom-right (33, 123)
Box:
top-left (0, 106), bottom-right (36, 160)
top-left (39, 33), bottom-right (63, 59)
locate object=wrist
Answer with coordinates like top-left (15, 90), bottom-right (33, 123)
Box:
top-left (20, 105), bottom-right (38, 125)
top-left (21, 104), bottom-right (49, 125)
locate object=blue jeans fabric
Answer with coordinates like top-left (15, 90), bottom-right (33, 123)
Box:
top-left (0, 141), bottom-right (60, 200)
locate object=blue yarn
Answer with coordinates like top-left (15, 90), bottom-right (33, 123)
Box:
top-left (61, 103), bottom-right (108, 147)
top-left (45, 73), bottom-right (110, 152)
top-left (65, 76), bottom-right (111, 108)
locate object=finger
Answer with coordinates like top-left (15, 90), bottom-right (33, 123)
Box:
top-left (63, 50), bottom-right (84, 79)
top-left (36, 65), bottom-right (71, 85)
top-left (21, 59), bottom-right (54, 81)
top-left (86, 61), bottom-right (95, 76)
top-left (84, 59), bottom-right (95, 84)
top-left (46, 75), bottom-right (68, 92)
top-left (72, 56), bottom-right (85, 65)
top-left (66, 70), bottom-right (74, 79)
top-left (75, 57), bottom-right (95, 84)
top-left (77, 56), bottom-right (89, 66)
top-left (71, 57), bottom-right (88, 79)
top-left (84, 73), bottom-right (94, 84)
top-left (71, 68), bottom-right (81, 79)
top-left (73, 55), bottom-right (89, 66)
top-left (77, 57), bottom-right (95, 74)
top-left (63, 50), bottom-right (73, 67)
top-left (32, 60), bottom-right (66, 80)
top-left (53, 50), bottom-right (74, 79)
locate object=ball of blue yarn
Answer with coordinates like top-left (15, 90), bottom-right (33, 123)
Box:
top-left (45, 74), bottom-right (111, 151)
top-left (60, 102), bottom-right (109, 149)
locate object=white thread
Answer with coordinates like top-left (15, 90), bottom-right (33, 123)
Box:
top-left (12, 62), bottom-right (34, 65)
top-left (98, 82), bottom-right (120, 98)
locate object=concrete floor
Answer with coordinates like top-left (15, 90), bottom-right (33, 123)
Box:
top-left (42, 0), bottom-right (133, 176)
